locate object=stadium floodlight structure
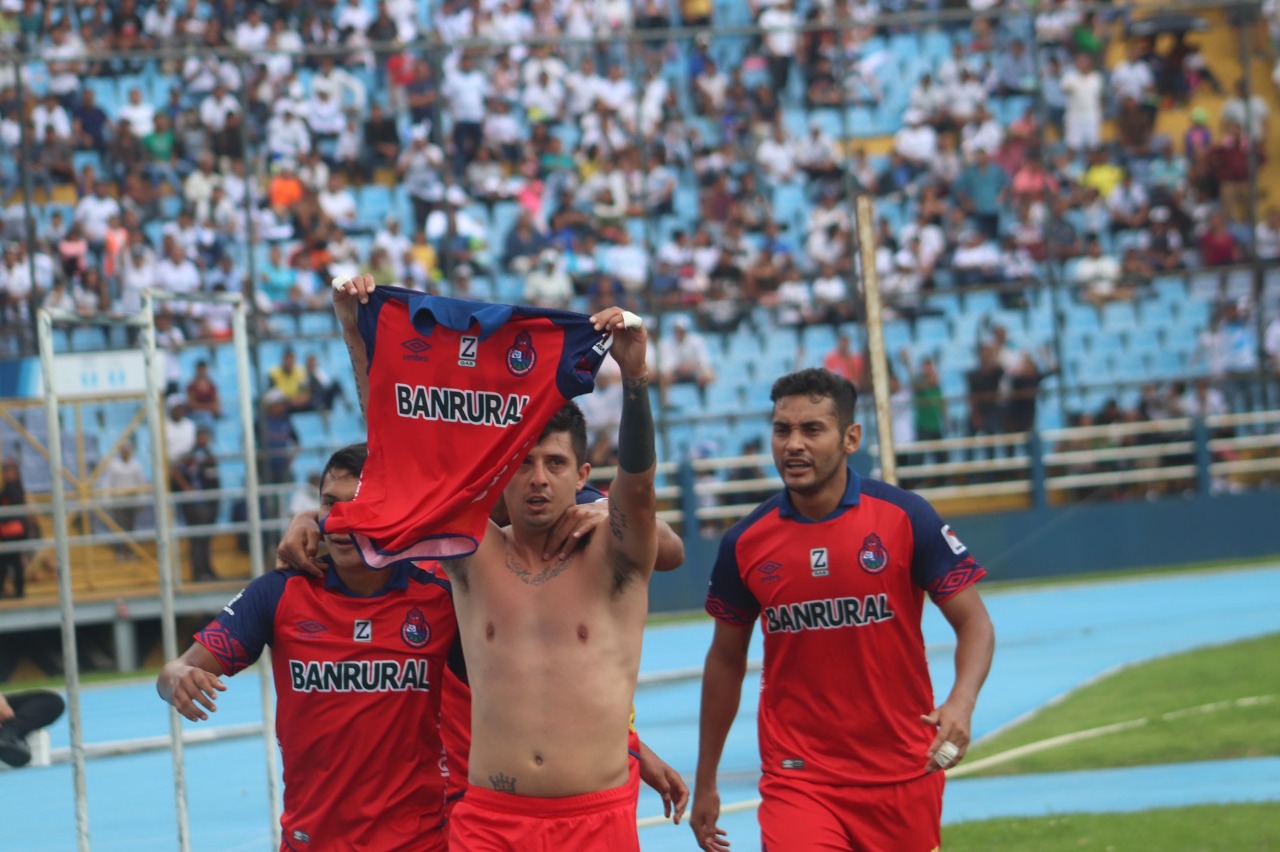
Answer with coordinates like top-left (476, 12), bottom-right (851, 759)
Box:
top-left (36, 289), bottom-right (281, 852)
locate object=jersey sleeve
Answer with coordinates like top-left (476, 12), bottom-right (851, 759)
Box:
top-left (356, 283), bottom-right (400, 370)
top-left (193, 571), bottom-right (290, 675)
top-left (705, 528), bottom-right (760, 628)
top-left (546, 310), bottom-right (610, 399)
top-left (907, 501), bottom-right (986, 603)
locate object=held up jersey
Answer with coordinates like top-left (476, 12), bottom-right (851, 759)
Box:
top-left (322, 287), bottom-right (609, 567)
top-left (705, 468), bottom-right (985, 786)
top-left (194, 560), bottom-right (459, 851)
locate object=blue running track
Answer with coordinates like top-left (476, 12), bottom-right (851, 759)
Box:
top-left (2, 564), bottom-right (1277, 850)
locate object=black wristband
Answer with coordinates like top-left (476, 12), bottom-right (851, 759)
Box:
top-left (617, 375), bottom-right (656, 474)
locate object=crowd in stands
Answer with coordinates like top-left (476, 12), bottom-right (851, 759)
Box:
top-left (0, 0), bottom-right (1277, 440)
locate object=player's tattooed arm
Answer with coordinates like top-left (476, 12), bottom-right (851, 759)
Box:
top-left (489, 772), bottom-right (517, 793)
top-left (342, 326), bottom-right (370, 421)
top-left (333, 274), bottom-right (374, 420)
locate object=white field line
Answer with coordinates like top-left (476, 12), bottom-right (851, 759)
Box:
top-left (637, 694), bottom-right (1277, 828)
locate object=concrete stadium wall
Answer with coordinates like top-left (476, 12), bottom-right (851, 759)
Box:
top-left (649, 490), bottom-right (1280, 613)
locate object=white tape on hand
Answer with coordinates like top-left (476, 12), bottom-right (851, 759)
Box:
top-left (332, 276), bottom-right (347, 291)
top-left (934, 741), bottom-right (960, 769)
top-left (621, 310), bottom-right (643, 329)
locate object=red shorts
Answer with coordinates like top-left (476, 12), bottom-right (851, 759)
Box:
top-left (448, 775), bottom-right (640, 852)
top-left (759, 772), bottom-right (944, 852)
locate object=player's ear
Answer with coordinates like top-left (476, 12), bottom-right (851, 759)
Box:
top-left (576, 462), bottom-right (591, 490)
top-left (843, 422), bottom-right (862, 455)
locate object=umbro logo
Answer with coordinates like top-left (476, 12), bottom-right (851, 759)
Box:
top-left (295, 619), bottom-right (328, 637)
top-left (758, 561), bottom-right (783, 583)
top-left (402, 338), bottom-right (432, 361)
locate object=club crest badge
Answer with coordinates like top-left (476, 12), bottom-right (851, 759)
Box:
top-left (401, 608), bottom-right (430, 648)
top-left (506, 331), bottom-right (537, 376)
top-left (858, 533), bottom-right (889, 574)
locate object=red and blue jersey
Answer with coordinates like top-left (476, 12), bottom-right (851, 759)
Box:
top-left (194, 560), bottom-right (458, 851)
top-left (706, 467), bottom-right (985, 786)
top-left (322, 288), bottom-right (609, 567)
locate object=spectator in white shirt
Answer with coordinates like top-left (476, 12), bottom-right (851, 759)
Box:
top-left (595, 64), bottom-right (635, 115)
top-left (656, 316), bottom-right (716, 407)
top-left (32, 95), bottom-right (72, 141)
top-left (694, 59), bottom-right (730, 116)
top-left (759, 0), bottom-right (798, 93)
top-left (374, 215), bottom-right (412, 279)
top-left (164, 395), bottom-right (198, 463)
top-left (602, 231), bottom-right (650, 293)
top-left (442, 53), bottom-right (490, 168)
top-left (232, 7), bottom-right (270, 51)
top-left (908, 73), bottom-right (944, 121)
top-left (1255, 207), bottom-right (1280, 259)
top-left (1109, 42), bottom-right (1155, 105)
top-left (182, 55), bottom-right (224, 98)
top-left (307, 89), bottom-right (347, 139)
top-left (143, 0), bottom-right (179, 46)
top-left (118, 88), bottom-right (157, 138)
top-left (44, 25), bottom-right (85, 102)
top-left (1221, 79), bottom-right (1270, 144)
top-left (318, 174), bottom-right (358, 230)
top-left (183, 152), bottom-right (219, 211)
top-left (74, 181), bottom-right (121, 247)
top-left (118, 241), bottom-right (158, 315)
top-left (199, 84), bottom-right (240, 134)
top-left (335, 0), bottom-right (372, 35)
top-left (564, 56), bottom-right (605, 118)
top-left (1073, 236), bottom-right (1130, 306)
top-left (524, 70), bottom-right (566, 124)
top-left (1061, 53), bottom-right (1104, 152)
top-left (522, 44), bottom-right (569, 89)
top-left (951, 229), bottom-right (1002, 287)
top-left (524, 248), bottom-right (575, 309)
top-left (946, 68), bottom-right (989, 126)
top-left (482, 99), bottom-right (523, 163)
top-left (311, 58), bottom-right (367, 113)
top-left (266, 106), bottom-right (312, 163)
top-left (894, 110), bottom-right (939, 175)
top-left (755, 123), bottom-right (798, 184)
top-left (960, 105), bottom-right (1004, 157)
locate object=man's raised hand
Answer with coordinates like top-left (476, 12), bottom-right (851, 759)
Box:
top-left (332, 274), bottom-right (377, 329)
top-left (590, 307), bottom-right (647, 379)
top-left (162, 666), bottom-right (226, 722)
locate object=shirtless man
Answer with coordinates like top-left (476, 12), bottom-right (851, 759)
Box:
top-left (295, 279), bottom-right (662, 847)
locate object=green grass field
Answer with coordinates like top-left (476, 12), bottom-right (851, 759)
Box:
top-left (944, 804), bottom-right (1280, 851)
top-left (946, 633), bottom-right (1280, 849)
top-left (965, 633), bottom-right (1280, 775)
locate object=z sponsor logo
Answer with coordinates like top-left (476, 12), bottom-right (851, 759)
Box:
top-left (353, 620), bottom-right (372, 642)
top-left (810, 548), bottom-right (829, 577)
top-left (458, 335), bottom-right (478, 367)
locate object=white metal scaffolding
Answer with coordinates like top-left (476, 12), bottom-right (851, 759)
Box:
top-left (36, 288), bottom-right (281, 851)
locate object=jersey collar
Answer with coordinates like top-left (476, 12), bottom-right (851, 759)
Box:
top-left (408, 294), bottom-right (514, 341)
top-left (778, 465), bottom-right (861, 523)
top-left (322, 556), bottom-right (411, 597)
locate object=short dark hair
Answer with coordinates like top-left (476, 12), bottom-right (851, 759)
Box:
top-left (539, 402), bottom-right (588, 465)
top-left (321, 443), bottom-right (368, 488)
top-left (770, 368), bottom-right (859, 430)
